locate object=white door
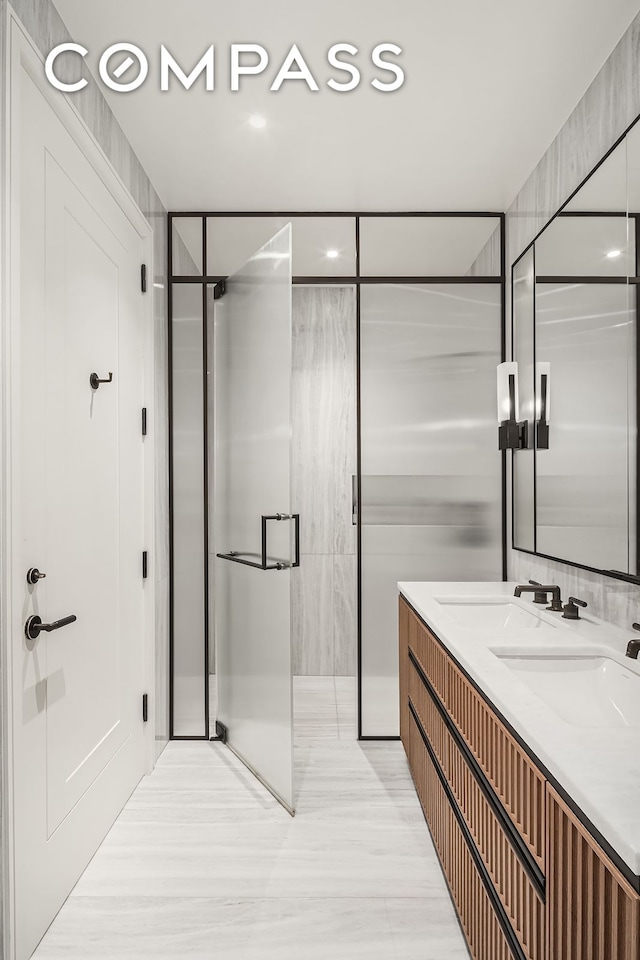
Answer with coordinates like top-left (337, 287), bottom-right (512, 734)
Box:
top-left (10, 46), bottom-right (151, 960)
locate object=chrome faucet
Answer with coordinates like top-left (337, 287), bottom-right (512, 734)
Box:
top-left (626, 623), bottom-right (640, 660)
top-left (514, 583), bottom-right (563, 612)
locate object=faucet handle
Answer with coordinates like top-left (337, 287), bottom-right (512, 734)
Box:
top-left (633, 622), bottom-right (640, 631)
top-left (563, 597), bottom-right (587, 620)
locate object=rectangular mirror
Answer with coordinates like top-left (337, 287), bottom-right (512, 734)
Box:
top-left (511, 133), bottom-right (639, 578)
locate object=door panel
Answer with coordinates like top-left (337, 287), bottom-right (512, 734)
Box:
top-left (14, 62), bottom-right (148, 959)
top-left (44, 156), bottom-right (133, 832)
top-left (215, 225), bottom-right (295, 813)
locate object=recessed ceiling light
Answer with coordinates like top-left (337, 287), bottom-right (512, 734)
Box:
top-left (326, 249), bottom-right (339, 259)
top-left (249, 114), bottom-right (267, 129)
top-left (607, 249), bottom-right (622, 259)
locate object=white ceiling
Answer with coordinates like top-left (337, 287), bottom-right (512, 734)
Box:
top-left (51, 0), bottom-right (640, 213)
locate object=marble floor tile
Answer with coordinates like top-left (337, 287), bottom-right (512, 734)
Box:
top-left (32, 896), bottom-right (466, 960)
top-left (32, 676), bottom-right (469, 959)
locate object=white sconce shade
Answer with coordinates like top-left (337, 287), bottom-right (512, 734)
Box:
top-left (535, 361), bottom-right (551, 449)
top-left (497, 361), bottom-right (527, 451)
top-left (497, 361), bottom-right (519, 423)
top-left (535, 362), bottom-right (551, 422)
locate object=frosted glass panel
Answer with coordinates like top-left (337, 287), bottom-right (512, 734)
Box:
top-left (535, 216), bottom-right (631, 277)
top-left (513, 249), bottom-right (536, 552)
top-left (535, 282), bottom-right (633, 571)
top-left (171, 284), bottom-right (206, 736)
top-left (215, 225), bottom-right (294, 812)
top-left (360, 284), bottom-right (503, 737)
top-left (207, 217), bottom-right (356, 277)
top-left (359, 217), bottom-right (500, 276)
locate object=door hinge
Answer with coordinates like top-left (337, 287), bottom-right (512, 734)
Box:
top-left (142, 407), bottom-right (147, 436)
top-left (213, 280), bottom-right (226, 300)
top-left (142, 694), bottom-right (148, 723)
top-left (215, 720), bottom-right (228, 743)
top-left (142, 550), bottom-right (148, 579)
top-left (141, 264), bottom-right (147, 293)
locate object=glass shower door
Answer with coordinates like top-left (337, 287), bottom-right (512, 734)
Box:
top-left (214, 225), bottom-right (296, 814)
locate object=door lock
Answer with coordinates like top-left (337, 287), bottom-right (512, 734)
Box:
top-left (25, 614), bottom-right (77, 640)
top-left (26, 568), bottom-right (46, 585)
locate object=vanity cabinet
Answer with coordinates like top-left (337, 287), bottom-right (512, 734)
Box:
top-left (399, 595), bottom-right (640, 960)
top-left (547, 788), bottom-right (640, 960)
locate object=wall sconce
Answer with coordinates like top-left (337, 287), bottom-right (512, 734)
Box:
top-left (535, 362), bottom-right (550, 450)
top-left (497, 362), bottom-right (527, 451)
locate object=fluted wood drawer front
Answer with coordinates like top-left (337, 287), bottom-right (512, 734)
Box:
top-left (408, 655), bottom-right (448, 770)
top-left (547, 787), bottom-right (640, 960)
top-left (407, 705), bottom-right (449, 864)
top-left (408, 709), bottom-right (514, 960)
top-left (403, 599), bottom-right (546, 873)
top-left (404, 602), bottom-right (449, 703)
top-left (409, 661), bottom-right (544, 960)
top-left (446, 716), bottom-right (544, 960)
top-left (447, 663), bottom-right (546, 873)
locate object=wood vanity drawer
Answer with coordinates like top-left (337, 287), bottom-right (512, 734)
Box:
top-left (405, 602), bottom-right (449, 703)
top-left (408, 707), bottom-right (517, 960)
top-left (409, 660), bottom-right (544, 960)
top-left (447, 660), bottom-right (546, 873)
top-left (404, 599), bottom-right (546, 873)
top-left (547, 787), bottom-right (640, 960)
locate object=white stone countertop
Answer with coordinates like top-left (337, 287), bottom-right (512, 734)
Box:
top-left (399, 580), bottom-right (640, 879)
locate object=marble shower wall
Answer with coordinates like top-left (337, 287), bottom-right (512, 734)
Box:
top-left (506, 10), bottom-right (640, 628)
top-left (4, 0), bottom-right (171, 756)
top-left (291, 287), bottom-right (358, 676)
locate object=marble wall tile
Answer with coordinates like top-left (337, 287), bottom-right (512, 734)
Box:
top-left (291, 287), bottom-right (357, 676)
top-left (291, 287), bottom-right (357, 557)
top-left (467, 224), bottom-right (501, 277)
top-left (506, 11), bottom-right (640, 629)
top-left (291, 556), bottom-right (334, 676)
top-left (333, 555), bottom-right (357, 677)
top-left (291, 289), bottom-right (339, 555)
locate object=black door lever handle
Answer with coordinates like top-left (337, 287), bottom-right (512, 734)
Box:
top-left (25, 614), bottom-right (77, 641)
top-left (89, 372), bottom-right (113, 390)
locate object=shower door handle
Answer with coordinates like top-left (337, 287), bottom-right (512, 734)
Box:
top-left (262, 513), bottom-right (300, 569)
top-left (352, 475), bottom-right (358, 525)
top-left (217, 514), bottom-right (300, 570)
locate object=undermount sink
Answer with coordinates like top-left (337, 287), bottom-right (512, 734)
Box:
top-left (497, 654), bottom-right (640, 728)
top-left (436, 599), bottom-right (553, 631)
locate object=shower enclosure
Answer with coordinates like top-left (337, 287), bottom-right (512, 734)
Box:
top-left (168, 212), bottom-right (505, 778)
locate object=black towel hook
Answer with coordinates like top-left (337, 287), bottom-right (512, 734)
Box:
top-left (89, 372), bottom-right (113, 390)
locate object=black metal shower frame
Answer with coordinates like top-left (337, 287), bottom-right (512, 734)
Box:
top-left (167, 211), bottom-right (507, 742)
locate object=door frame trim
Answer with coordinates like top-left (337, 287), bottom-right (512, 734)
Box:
top-left (0, 9), bottom-right (156, 957)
